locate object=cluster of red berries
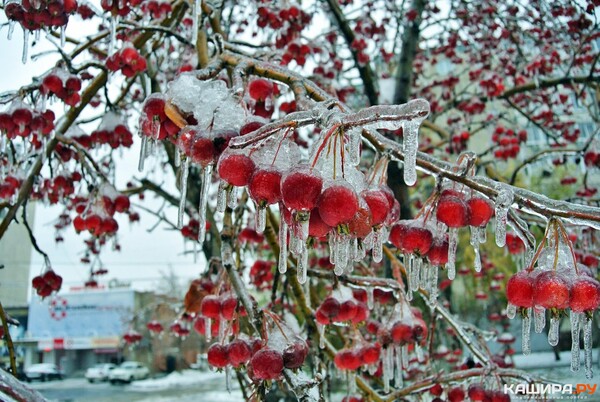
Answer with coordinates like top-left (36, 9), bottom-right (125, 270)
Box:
top-left (448, 131), bottom-right (470, 154)
top-left (257, 5), bottom-right (311, 49)
top-left (32, 270), bottom-right (63, 298)
top-left (140, 0), bottom-right (171, 19)
top-left (83, 122), bottom-right (133, 149)
top-left (584, 150), bottom-right (600, 168)
top-left (100, 0), bottom-right (141, 16)
top-left (180, 219), bottom-right (210, 241)
top-left (315, 296), bottom-right (368, 325)
top-left (41, 172), bottom-right (79, 204)
top-left (146, 320), bottom-right (164, 335)
top-left (334, 342), bottom-right (380, 371)
top-left (374, 309), bottom-right (428, 348)
top-left (428, 383), bottom-right (510, 402)
top-left (139, 94), bottom-right (182, 141)
top-left (177, 126), bottom-right (238, 167)
top-left (41, 69), bottom-right (82, 106)
top-left (492, 126), bottom-right (527, 160)
top-left (170, 320), bottom-right (191, 338)
top-left (106, 46), bottom-right (147, 78)
top-left (0, 102), bottom-right (55, 139)
top-left (245, 79), bottom-right (275, 118)
top-left (0, 175), bottom-right (22, 200)
top-left (4, 0), bottom-right (77, 31)
top-left (197, 293), bottom-right (242, 338)
top-left (72, 193), bottom-right (130, 237)
top-left (123, 330), bottom-right (143, 345)
top-left (507, 268), bottom-right (600, 314)
top-left (281, 42), bottom-right (312, 66)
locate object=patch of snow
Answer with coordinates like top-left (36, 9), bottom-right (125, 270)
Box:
top-left (130, 370), bottom-right (224, 391)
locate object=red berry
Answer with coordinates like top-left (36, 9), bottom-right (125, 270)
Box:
top-left (533, 271), bottom-right (570, 309)
top-left (317, 184), bottom-right (359, 227)
top-left (220, 294), bottom-right (238, 320)
top-left (391, 321), bottom-right (413, 344)
top-left (467, 196), bottom-right (494, 227)
top-left (468, 384), bottom-right (487, 401)
top-left (360, 343), bottom-right (380, 364)
top-left (362, 189), bottom-right (391, 226)
top-left (207, 343), bottom-right (229, 368)
top-left (308, 208), bottom-right (331, 238)
top-left (248, 79), bottom-right (273, 101)
top-left (335, 300), bottom-right (358, 322)
top-left (334, 348), bottom-right (362, 370)
top-left (217, 153), bottom-right (256, 186)
top-left (436, 195), bottom-right (470, 228)
top-left (348, 208), bottom-right (372, 238)
top-left (200, 295), bottom-right (221, 319)
top-left (429, 383), bottom-right (443, 396)
top-left (506, 270), bottom-right (534, 308)
top-left (248, 168), bottom-right (282, 206)
top-left (390, 222), bottom-right (433, 256)
top-left (281, 169), bottom-right (323, 211)
top-left (448, 386), bottom-right (465, 402)
top-left (114, 195), bottom-right (130, 212)
top-left (227, 339), bottom-right (251, 367)
top-left (283, 340), bottom-right (308, 369)
top-left (249, 348), bottom-right (283, 380)
top-left (42, 74), bottom-right (63, 93)
top-left (569, 276), bottom-right (600, 312)
top-left (426, 238), bottom-right (449, 265)
top-left (315, 297), bottom-right (340, 324)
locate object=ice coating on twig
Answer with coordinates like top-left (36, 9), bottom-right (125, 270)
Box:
top-left (495, 184), bottom-right (514, 247)
top-left (191, 0), bottom-right (200, 46)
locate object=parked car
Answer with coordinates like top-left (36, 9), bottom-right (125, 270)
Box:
top-left (108, 361), bottom-right (149, 384)
top-left (85, 363), bottom-right (116, 383)
top-left (24, 363), bottom-right (64, 382)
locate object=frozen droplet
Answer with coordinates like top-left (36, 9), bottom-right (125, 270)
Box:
top-left (225, 366), bottom-right (230, 393)
top-left (548, 316), bottom-right (560, 347)
top-left (420, 262), bottom-right (430, 290)
top-left (402, 120), bottom-right (419, 186)
top-left (60, 26), bottom-right (66, 47)
top-left (278, 220), bottom-right (288, 274)
top-left (382, 346), bottom-right (392, 393)
top-left (571, 311), bottom-right (581, 372)
top-left (138, 136), bottom-right (148, 171)
top-left (317, 322), bottom-right (325, 349)
top-left (394, 345), bottom-right (403, 388)
top-left (255, 207), bottom-right (266, 233)
top-left (218, 318), bottom-right (226, 341)
top-left (22, 30), bottom-right (29, 64)
top-left (494, 185), bottom-right (514, 247)
top-left (227, 186), bottom-right (238, 210)
top-left (410, 257), bottom-right (420, 292)
top-left (7, 21), bottom-right (15, 40)
top-left (446, 227), bottom-right (458, 280)
top-left (297, 246), bottom-right (308, 284)
top-left (584, 318), bottom-right (593, 379)
top-left (534, 308), bottom-right (546, 334)
top-left (197, 165), bottom-right (212, 243)
top-left (348, 128), bottom-right (361, 166)
top-left (177, 158), bottom-right (190, 228)
top-left (206, 318), bottom-right (212, 342)
top-left (522, 308), bottom-right (532, 355)
top-left (429, 266), bottom-right (438, 306)
top-left (108, 16), bottom-right (118, 56)
top-left (507, 303), bottom-right (517, 319)
top-left (216, 181), bottom-right (227, 212)
top-left (367, 287), bottom-right (374, 310)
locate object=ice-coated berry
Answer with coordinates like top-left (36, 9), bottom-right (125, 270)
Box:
top-left (200, 295), bottom-right (221, 319)
top-left (334, 348), bottom-right (362, 370)
top-left (569, 276), bottom-right (600, 312)
top-left (249, 348), bottom-right (284, 380)
top-left (448, 386), bottom-right (466, 402)
top-left (317, 184), bottom-right (359, 227)
top-left (283, 340), bottom-right (308, 369)
top-left (467, 196), bottom-right (494, 227)
top-left (533, 271), bottom-right (570, 309)
top-left (308, 208), bottom-right (331, 238)
top-left (217, 154), bottom-right (256, 186)
top-left (316, 297), bottom-right (341, 324)
top-left (390, 223), bottom-right (433, 255)
top-left (506, 270), bottom-right (534, 308)
top-left (248, 168), bottom-right (282, 206)
top-left (227, 339), bottom-right (252, 367)
top-left (362, 188), bottom-right (390, 226)
top-left (436, 195), bottom-right (470, 228)
top-left (427, 238), bottom-right (449, 265)
top-left (207, 343), bottom-right (229, 368)
top-left (281, 169), bottom-right (323, 211)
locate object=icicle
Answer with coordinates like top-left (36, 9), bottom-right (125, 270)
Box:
top-left (335, 235), bottom-right (349, 271)
top-left (227, 186), bottom-right (238, 210)
top-left (494, 185), bottom-right (513, 247)
top-left (348, 129), bottom-right (361, 166)
top-left (415, 344), bottom-right (424, 362)
top-left (584, 318), bottom-right (593, 379)
top-left (197, 165), bottom-right (212, 243)
top-left (446, 228), bottom-right (458, 280)
top-left (372, 230), bottom-right (383, 262)
top-left (8, 21), bottom-right (15, 40)
top-left (394, 345), bottom-right (403, 388)
top-left (108, 16), bottom-right (118, 55)
top-left (401, 345), bottom-right (409, 368)
top-left (382, 346), bottom-right (392, 393)
top-left (571, 311), bottom-right (581, 372)
top-left (329, 236), bottom-right (336, 265)
top-left (218, 318), bottom-right (226, 341)
top-left (367, 287), bottom-right (374, 310)
top-left (470, 226), bottom-right (482, 272)
top-left (34, 29), bottom-right (40, 42)
top-left (548, 316), bottom-right (560, 346)
top-left (506, 303), bottom-right (517, 319)
top-left (216, 181), bottom-right (227, 212)
top-left (299, 213), bottom-right (310, 240)
top-left (522, 308), bottom-right (532, 355)
top-left (428, 267), bottom-right (438, 306)
top-left (256, 207), bottom-right (266, 233)
top-left (22, 30), bottom-right (29, 64)
top-left (278, 220), bottom-right (288, 274)
top-left (534, 308), bottom-right (545, 333)
top-left (479, 226), bottom-right (487, 244)
top-left (420, 262), bottom-right (430, 290)
top-left (290, 223), bottom-right (303, 256)
top-left (317, 323), bottom-right (325, 349)
top-left (138, 137), bottom-right (148, 171)
top-left (60, 26), bottom-right (66, 47)
top-left (177, 159), bottom-right (190, 228)
top-left (348, 371), bottom-right (356, 395)
top-left (174, 148), bottom-right (181, 168)
top-left (191, 0), bottom-right (201, 46)
top-left (225, 366), bottom-right (231, 393)
top-left (297, 246), bottom-right (308, 284)
top-left (402, 120), bottom-right (419, 186)
top-left (410, 257), bottom-right (420, 291)
top-left (206, 318), bottom-right (212, 342)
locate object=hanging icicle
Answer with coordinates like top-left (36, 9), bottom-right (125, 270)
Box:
top-left (197, 165), bottom-right (212, 243)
